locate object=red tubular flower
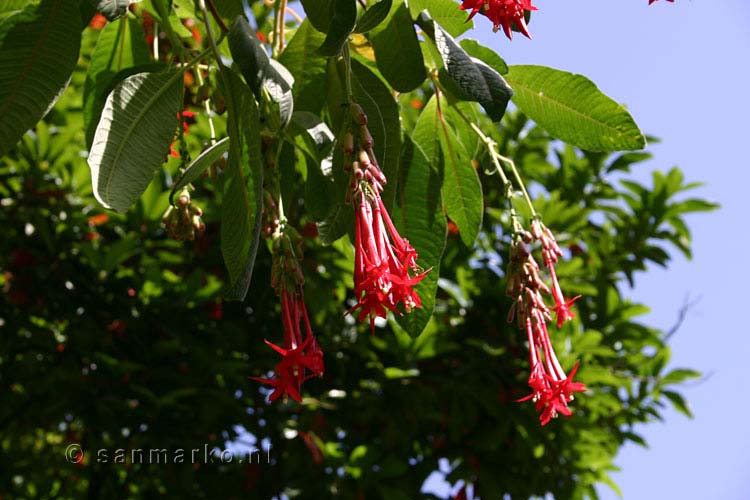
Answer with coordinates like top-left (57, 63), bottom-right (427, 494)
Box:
top-left (531, 220), bottom-right (580, 328)
top-left (507, 237), bottom-right (585, 425)
top-left (346, 150), bottom-right (427, 332)
top-left (250, 287), bottom-right (324, 403)
top-left (460, 0), bottom-right (537, 40)
top-left (649, 0), bottom-right (674, 4)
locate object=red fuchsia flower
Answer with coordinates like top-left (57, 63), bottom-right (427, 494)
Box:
top-left (250, 287), bottom-right (324, 402)
top-left (507, 236), bottom-right (585, 425)
top-left (347, 149), bottom-right (427, 333)
top-left (460, 0), bottom-right (537, 40)
top-left (531, 219), bottom-right (580, 328)
top-left (649, 0), bottom-right (674, 4)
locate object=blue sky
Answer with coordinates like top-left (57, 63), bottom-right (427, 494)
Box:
top-left (468, 1), bottom-right (750, 498)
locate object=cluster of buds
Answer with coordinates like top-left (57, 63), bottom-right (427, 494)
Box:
top-left (162, 191), bottom-right (205, 240)
top-left (506, 223), bottom-right (585, 425)
top-left (344, 104), bottom-right (427, 332)
top-left (460, 0), bottom-right (537, 40)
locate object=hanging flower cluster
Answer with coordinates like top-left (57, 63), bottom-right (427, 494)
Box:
top-left (506, 222), bottom-right (585, 425)
top-left (250, 231), bottom-right (324, 402)
top-left (344, 104), bottom-right (428, 332)
top-left (250, 285), bottom-right (324, 402)
top-left (460, 0), bottom-right (537, 40)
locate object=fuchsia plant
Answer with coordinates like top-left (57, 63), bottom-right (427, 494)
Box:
top-left (1, 0), bottom-right (712, 495)
top-left (0, 0), bottom-right (679, 431)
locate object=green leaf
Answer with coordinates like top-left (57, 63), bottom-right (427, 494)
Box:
top-left (408, 0), bottom-right (472, 37)
top-left (300, 0), bottom-right (332, 33)
top-left (433, 23), bottom-right (512, 122)
top-left (394, 134), bottom-right (447, 337)
top-left (84, 16), bottom-right (151, 149)
top-left (305, 154), bottom-right (335, 221)
top-left (93, 0), bottom-right (137, 21)
top-left (0, 0), bottom-right (82, 157)
top-left (88, 70), bottom-right (183, 212)
top-left (433, 97), bottom-right (483, 246)
top-left (354, 0), bottom-right (392, 33)
top-left (210, 0), bottom-right (244, 22)
top-left (459, 39), bottom-right (508, 75)
top-left (0, 0), bottom-right (38, 25)
top-left (660, 368), bottom-right (701, 386)
top-left (370, 1), bottom-right (426, 92)
top-left (318, 0), bottom-right (357, 56)
top-left (287, 111), bottom-right (334, 163)
top-left (505, 65), bottom-right (647, 151)
top-left (220, 69), bottom-right (264, 301)
top-left (317, 202), bottom-right (353, 245)
top-left (229, 16), bottom-right (294, 128)
top-left (278, 20), bottom-right (328, 114)
top-left (662, 390), bottom-right (693, 418)
top-left (170, 137), bottom-right (229, 199)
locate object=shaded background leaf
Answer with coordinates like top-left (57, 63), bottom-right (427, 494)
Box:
top-left (87, 70), bottom-right (183, 212)
top-left (0, 0), bottom-right (81, 157)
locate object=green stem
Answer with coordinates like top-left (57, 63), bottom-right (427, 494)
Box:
top-left (450, 102), bottom-right (538, 228)
top-left (272, 0), bottom-right (288, 58)
top-left (336, 44), bottom-right (354, 105)
top-left (194, 68), bottom-right (217, 145)
top-left (196, 0), bottom-right (222, 64)
top-left (204, 0), bottom-right (229, 34)
top-left (153, 0), bottom-right (185, 61)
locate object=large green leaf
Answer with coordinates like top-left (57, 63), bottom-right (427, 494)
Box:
top-left (221, 69), bottom-right (264, 301)
top-left (0, 0), bottom-right (82, 157)
top-left (506, 65), bottom-right (646, 152)
top-left (318, 0), bottom-right (357, 56)
top-left (433, 23), bottom-right (512, 122)
top-left (370, 0), bottom-right (426, 92)
top-left (84, 16), bottom-right (151, 149)
top-left (0, 0), bottom-right (38, 25)
top-left (459, 39), bottom-right (508, 75)
top-left (287, 111), bottom-right (334, 163)
top-left (87, 70), bottom-right (183, 212)
top-left (354, 0), bottom-right (392, 33)
top-left (300, 0), bottom-right (332, 33)
top-left (211, 0), bottom-right (244, 22)
top-left (278, 20), bottom-right (328, 114)
top-left (408, 0), bottom-right (472, 37)
top-left (229, 16), bottom-right (294, 128)
top-left (413, 96), bottom-right (482, 247)
top-left (437, 99), bottom-right (483, 247)
top-left (93, 0), bottom-right (137, 21)
top-left (394, 136), bottom-right (447, 337)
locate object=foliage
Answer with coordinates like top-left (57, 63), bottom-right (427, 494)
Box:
top-left (0, 0), bottom-right (715, 498)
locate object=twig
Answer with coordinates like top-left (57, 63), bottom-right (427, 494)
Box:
top-left (204, 0), bottom-right (229, 34)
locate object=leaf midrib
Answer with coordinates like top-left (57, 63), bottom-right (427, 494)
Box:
top-left (0, 0), bottom-right (65, 117)
top-left (102, 70), bottom-right (182, 205)
top-left (506, 71), bottom-right (634, 140)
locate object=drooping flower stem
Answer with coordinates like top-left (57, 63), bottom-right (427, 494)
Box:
top-left (449, 100), bottom-right (538, 224)
top-left (447, 88), bottom-right (585, 424)
top-left (250, 138), bottom-right (325, 402)
top-left (447, 95), bottom-right (529, 238)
